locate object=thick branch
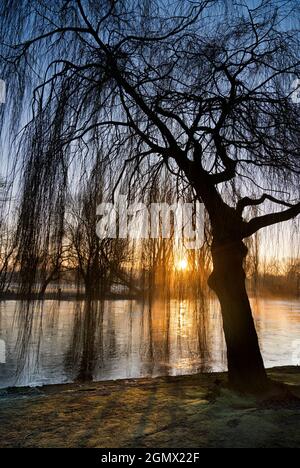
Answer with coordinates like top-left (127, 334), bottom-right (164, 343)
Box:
top-left (237, 194), bottom-right (295, 216)
top-left (244, 202), bottom-right (300, 237)
top-left (211, 135), bottom-right (237, 184)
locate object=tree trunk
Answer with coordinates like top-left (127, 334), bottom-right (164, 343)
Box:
top-left (208, 238), bottom-right (269, 393)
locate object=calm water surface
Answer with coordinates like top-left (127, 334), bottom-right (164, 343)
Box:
top-left (0, 297), bottom-right (299, 388)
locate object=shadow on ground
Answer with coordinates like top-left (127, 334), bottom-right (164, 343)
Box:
top-left (0, 367), bottom-right (300, 448)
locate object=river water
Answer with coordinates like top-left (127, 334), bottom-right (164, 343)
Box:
top-left (0, 297), bottom-right (299, 388)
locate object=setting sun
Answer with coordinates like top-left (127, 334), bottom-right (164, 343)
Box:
top-left (175, 258), bottom-right (188, 271)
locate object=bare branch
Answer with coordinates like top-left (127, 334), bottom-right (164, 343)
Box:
top-left (245, 203), bottom-right (300, 237)
top-left (237, 194), bottom-right (296, 216)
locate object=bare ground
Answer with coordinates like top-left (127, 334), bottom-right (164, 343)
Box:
top-left (0, 367), bottom-right (300, 448)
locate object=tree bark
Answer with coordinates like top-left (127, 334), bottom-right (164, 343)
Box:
top-left (208, 238), bottom-right (269, 393)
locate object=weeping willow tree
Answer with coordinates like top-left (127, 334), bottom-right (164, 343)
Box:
top-left (0, 0), bottom-right (300, 392)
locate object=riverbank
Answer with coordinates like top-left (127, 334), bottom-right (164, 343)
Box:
top-left (0, 290), bottom-right (139, 301)
top-left (0, 288), bottom-right (298, 302)
top-left (0, 366), bottom-right (300, 448)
